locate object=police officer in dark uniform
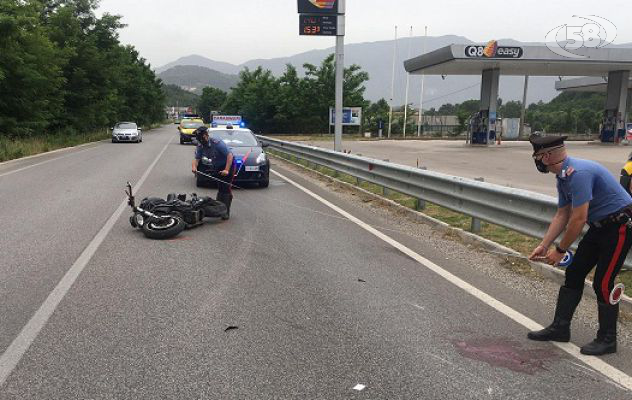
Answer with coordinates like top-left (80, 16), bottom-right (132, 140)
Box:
top-left (192, 127), bottom-right (235, 220)
top-left (527, 135), bottom-right (632, 356)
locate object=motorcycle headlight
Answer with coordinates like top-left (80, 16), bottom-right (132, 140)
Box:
top-left (135, 214), bottom-right (145, 227)
top-left (256, 153), bottom-right (267, 165)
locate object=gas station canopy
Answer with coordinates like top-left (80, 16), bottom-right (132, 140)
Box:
top-left (404, 45), bottom-right (632, 77)
top-left (403, 43), bottom-right (632, 144)
top-left (556, 76), bottom-right (632, 92)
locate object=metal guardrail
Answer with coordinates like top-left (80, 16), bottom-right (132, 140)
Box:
top-left (258, 135), bottom-right (632, 270)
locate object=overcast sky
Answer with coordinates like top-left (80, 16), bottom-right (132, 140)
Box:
top-left (96, 0), bottom-right (632, 68)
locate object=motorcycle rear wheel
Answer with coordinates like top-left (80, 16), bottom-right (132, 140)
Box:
top-left (142, 215), bottom-right (185, 240)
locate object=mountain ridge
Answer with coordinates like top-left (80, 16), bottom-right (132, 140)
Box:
top-left (158, 65), bottom-right (239, 94)
top-left (157, 36), bottom-right (632, 106)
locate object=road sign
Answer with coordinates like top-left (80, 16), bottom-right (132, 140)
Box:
top-left (299, 14), bottom-right (338, 36)
top-left (329, 107), bottom-right (362, 126)
top-left (297, 0), bottom-right (344, 14)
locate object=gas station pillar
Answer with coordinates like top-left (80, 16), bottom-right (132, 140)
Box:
top-left (602, 70), bottom-right (630, 143)
top-left (471, 68), bottom-right (500, 145)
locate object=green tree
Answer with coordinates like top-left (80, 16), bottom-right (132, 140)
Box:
top-left (222, 67), bottom-right (280, 133)
top-left (0, 0), bottom-right (165, 138)
top-left (198, 87), bottom-right (227, 123)
top-left (499, 100), bottom-right (522, 118)
top-left (364, 98), bottom-right (389, 133)
top-left (301, 54), bottom-right (369, 132)
top-left (221, 55), bottom-right (369, 134)
top-left (0, 0), bottom-right (64, 137)
top-left (163, 84), bottom-right (200, 107)
top-left (274, 64), bottom-right (306, 133)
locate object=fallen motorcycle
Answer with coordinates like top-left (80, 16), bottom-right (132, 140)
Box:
top-left (125, 182), bottom-right (227, 240)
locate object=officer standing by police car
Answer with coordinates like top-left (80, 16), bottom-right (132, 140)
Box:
top-left (527, 135), bottom-right (632, 356)
top-left (192, 126), bottom-right (235, 220)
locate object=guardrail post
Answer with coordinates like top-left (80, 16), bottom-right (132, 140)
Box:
top-left (415, 166), bottom-right (427, 210)
top-left (415, 198), bottom-right (426, 211)
top-left (381, 160), bottom-right (392, 196)
top-left (470, 177), bottom-right (484, 233)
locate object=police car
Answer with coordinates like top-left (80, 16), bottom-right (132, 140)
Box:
top-left (197, 116), bottom-right (270, 188)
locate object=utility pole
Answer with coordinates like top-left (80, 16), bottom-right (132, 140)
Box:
top-left (417, 26), bottom-right (428, 137)
top-left (403, 26), bottom-right (413, 138)
top-left (388, 25), bottom-right (398, 138)
top-left (519, 75), bottom-right (529, 138)
top-left (334, 32), bottom-right (345, 151)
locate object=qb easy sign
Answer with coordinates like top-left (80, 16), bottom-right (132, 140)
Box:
top-left (297, 0), bottom-right (344, 14)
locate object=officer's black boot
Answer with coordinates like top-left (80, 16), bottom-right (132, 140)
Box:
top-left (217, 193), bottom-right (233, 220)
top-left (528, 286), bottom-right (582, 342)
top-left (580, 302), bottom-right (618, 356)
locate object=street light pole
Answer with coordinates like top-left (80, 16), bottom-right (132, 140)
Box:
top-left (417, 26), bottom-right (428, 137)
top-left (388, 25), bottom-right (397, 138)
top-left (519, 75), bottom-right (529, 138)
top-left (403, 26), bottom-right (413, 138)
top-left (334, 32), bottom-right (344, 151)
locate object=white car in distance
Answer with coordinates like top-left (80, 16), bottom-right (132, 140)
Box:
top-left (111, 122), bottom-right (142, 143)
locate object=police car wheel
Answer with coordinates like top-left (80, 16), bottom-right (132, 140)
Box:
top-left (259, 178), bottom-right (269, 188)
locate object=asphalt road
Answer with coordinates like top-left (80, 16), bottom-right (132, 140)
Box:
top-left (1, 125), bottom-right (632, 399)
top-left (298, 139), bottom-right (630, 197)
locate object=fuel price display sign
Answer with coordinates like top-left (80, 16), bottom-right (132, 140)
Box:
top-left (299, 15), bottom-right (338, 36)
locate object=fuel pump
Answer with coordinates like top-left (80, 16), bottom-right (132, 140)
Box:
top-left (469, 110), bottom-right (489, 144)
top-left (600, 109), bottom-right (618, 143)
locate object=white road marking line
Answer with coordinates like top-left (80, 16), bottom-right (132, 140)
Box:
top-left (410, 303), bottom-right (425, 311)
top-left (271, 169), bottom-right (632, 392)
top-left (0, 136), bottom-right (174, 387)
top-left (0, 146), bottom-right (99, 178)
top-left (353, 384), bottom-right (366, 391)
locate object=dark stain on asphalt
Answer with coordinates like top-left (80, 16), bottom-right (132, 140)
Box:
top-left (452, 338), bottom-right (560, 375)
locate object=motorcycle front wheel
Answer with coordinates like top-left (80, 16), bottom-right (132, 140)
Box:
top-left (141, 215), bottom-right (185, 240)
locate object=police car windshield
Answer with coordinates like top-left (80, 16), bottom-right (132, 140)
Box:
top-left (212, 130), bottom-right (258, 147)
top-left (182, 122), bottom-right (204, 129)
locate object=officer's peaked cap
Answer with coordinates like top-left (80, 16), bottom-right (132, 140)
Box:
top-left (529, 134), bottom-right (567, 153)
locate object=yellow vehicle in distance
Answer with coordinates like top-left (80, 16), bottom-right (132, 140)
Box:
top-left (178, 119), bottom-right (205, 145)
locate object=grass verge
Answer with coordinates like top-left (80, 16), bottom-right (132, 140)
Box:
top-left (269, 150), bottom-right (632, 296)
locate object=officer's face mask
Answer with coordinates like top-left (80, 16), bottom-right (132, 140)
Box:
top-left (200, 134), bottom-right (210, 147)
top-left (533, 152), bottom-right (549, 174)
